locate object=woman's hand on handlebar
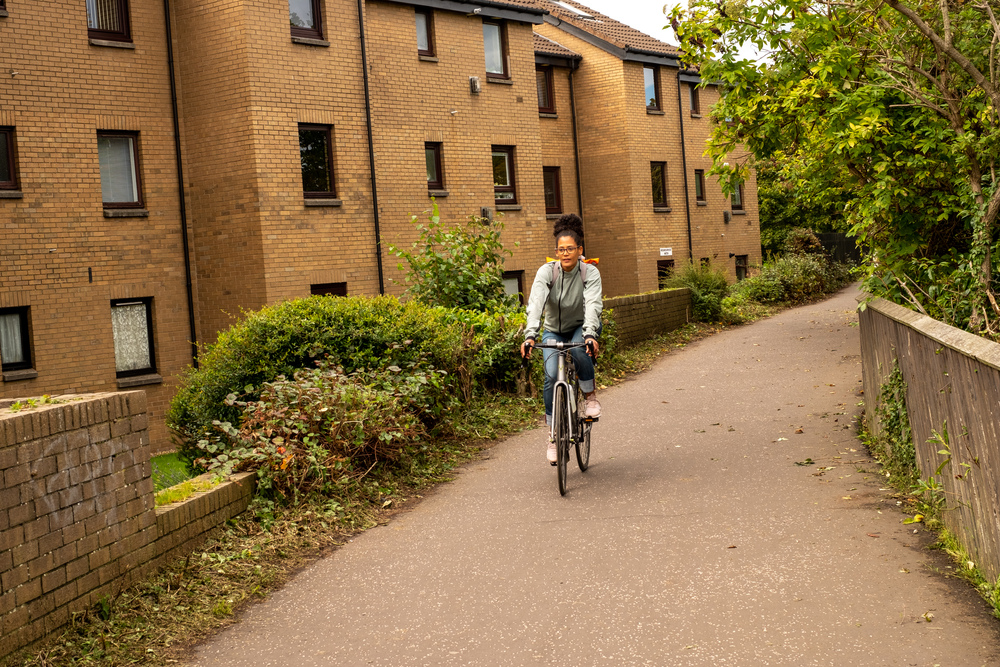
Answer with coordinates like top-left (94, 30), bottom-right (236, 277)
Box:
top-left (520, 339), bottom-right (535, 359)
top-left (586, 337), bottom-right (599, 358)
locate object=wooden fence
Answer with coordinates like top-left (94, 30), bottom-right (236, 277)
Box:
top-left (859, 296), bottom-right (1000, 581)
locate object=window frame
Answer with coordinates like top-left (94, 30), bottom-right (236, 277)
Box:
top-left (694, 169), bottom-right (706, 202)
top-left (289, 0), bottom-right (323, 40)
top-left (492, 145), bottom-right (517, 205)
top-left (650, 161), bottom-right (668, 208)
top-left (689, 83), bottom-right (701, 115)
top-left (87, 0), bottom-right (132, 43)
top-left (543, 166), bottom-right (562, 215)
top-left (425, 142), bottom-right (444, 190)
top-left (735, 255), bottom-right (749, 281)
top-left (110, 297), bottom-right (156, 379)
top-left (97, 131), bottom-right (144, 209)
top-left (415, 7), bottom-right (434, 57)
top-left (0, 307), bottom-right (32, 373)
top-left (0, 127), bottom-right (18, 190)
top-left (731, 182), bottom-right (745, 211)
top-left (656, 260), bottom-right (675, 289)
top-left (483, 20), bottom-right (509, 80)
top-left (644, 66), bottom-right (661, 111)
top-left (299, 123), bottom-right (336, 199)
top-left (536, 65), bottom-right (555, 114)
top-left (311, 282), bottom-right (348, 297)
top-left (502, 270), bottom-right (525, 305)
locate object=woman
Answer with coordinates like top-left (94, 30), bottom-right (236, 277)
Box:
top-left (520, 214), bottom-right (603, 464)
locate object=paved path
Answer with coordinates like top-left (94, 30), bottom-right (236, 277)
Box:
top-left (189, 286), bottom-right (1000, 666)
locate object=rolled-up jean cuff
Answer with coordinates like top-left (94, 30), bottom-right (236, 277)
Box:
top-left (579, 378), bottom-right (595, 393)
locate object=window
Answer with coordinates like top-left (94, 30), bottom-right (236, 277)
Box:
top-left (0, 307), bottom-right (31, 372)
top-left (299, 124), bottom-right (335, 198)
top-left (503, 271), bottom-right (524, 305)
top-left (289, 0), bottom-right (322, 39)
top-left (656, 260), bottom-right (675, 289)
top-left (0, 127), bottom-right (17, 190)
top-left (426, 142), bottom-right (444, 190)
top-left (536, 66), bottom-right (555, 113)
top-left (694, 170), bottom-right (706, 202)
top-left (735, 255), bottom-right (749, 281)
top-left (97, 132), bottom-right (143, 208)
top-left (111, 298), bottom-right (155, 378)
top-left (543, 166), bottom-right (562, 214)
top-left (415, 8), bottom-right (434, 56)
top-left (650, 161), bottom-right (667, 207)
top-left (689, 84), bottom-right (701, 115)
top-left (492, 146), bottom-right (516, 204)
top-left (731, 182), bottom-right (744, 210)
top-left (483, 21), bottom-right (509, 79)
top-left (644, 66), bottom-right (660, 111)
top-left (87, 0), bottom-right (131, 42)
top-left (311, 282), bottom-right (347, 297)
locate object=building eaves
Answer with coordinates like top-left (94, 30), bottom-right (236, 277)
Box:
top-left (533, 32), bottom-right (581, 59)
top-left (379, 0), bottom-right (547, 24)
top-left (532, 0), bottom-right (681, 66)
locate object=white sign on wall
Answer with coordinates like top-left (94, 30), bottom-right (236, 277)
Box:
top-left (659, 247), bottom-right (673, 257)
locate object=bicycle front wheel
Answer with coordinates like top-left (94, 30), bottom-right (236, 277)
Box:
top-left (554, 384), bottom-right (569, 496)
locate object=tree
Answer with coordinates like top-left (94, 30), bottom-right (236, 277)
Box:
top-left (388, 201), bottom-right (519, 312)
top-left (669, 0), bottom-right (1000, 334)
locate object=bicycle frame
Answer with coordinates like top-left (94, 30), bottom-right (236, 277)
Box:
top-left (531, 341), bottom-right (591, 442)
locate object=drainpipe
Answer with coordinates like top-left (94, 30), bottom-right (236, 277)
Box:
top-left (163, 0), bottom-right (199, 367)
top-left (676, 70), bottom-right (694, 261)
top-left (357, 0), bottom-right (385, 294)
top-left (568, 61), bottom-right (584, 220)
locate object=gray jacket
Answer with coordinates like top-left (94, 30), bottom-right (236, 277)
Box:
top-left (524, 260), bottom-right (603, 340)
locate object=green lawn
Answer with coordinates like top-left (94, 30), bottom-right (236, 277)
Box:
top-left (151, 452), bottom-right (194, 492)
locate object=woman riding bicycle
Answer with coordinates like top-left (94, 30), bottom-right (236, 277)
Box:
top-left (520, 214), bottom-right (603, 464)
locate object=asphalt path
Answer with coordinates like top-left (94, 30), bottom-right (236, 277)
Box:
top-left (188, 285), bottom-right (1000, 666)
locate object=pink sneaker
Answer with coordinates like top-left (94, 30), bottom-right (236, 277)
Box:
top-left (547, 439), bottom-right (557, 465)
top-left (585, 395), bottom-right (602, 418)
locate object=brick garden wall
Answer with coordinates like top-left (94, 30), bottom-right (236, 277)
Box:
top-left (0, 392), bottom-right (253, 659)
top-left (604, 288), bottom-right (691, 347)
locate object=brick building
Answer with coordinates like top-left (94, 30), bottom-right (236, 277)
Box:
top-left (0, 0), bottom-right (759, 451)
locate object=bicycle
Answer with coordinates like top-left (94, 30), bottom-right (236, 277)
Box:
top-left (528, 341), bottom-right (598, 496)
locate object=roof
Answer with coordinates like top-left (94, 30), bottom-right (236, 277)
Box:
top-left (533, 33), bottom-right (581, 59)
top-left (532, 0), bottom-right (680, 59)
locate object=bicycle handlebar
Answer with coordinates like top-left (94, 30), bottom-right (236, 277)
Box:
top-left (530, 341), bottom-right (592, 351)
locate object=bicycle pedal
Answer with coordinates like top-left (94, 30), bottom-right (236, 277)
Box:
top-left (584, 416), bottom-right (599, 423)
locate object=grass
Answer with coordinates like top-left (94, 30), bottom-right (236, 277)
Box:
top-left (2, 311), bottom-right (775, 666)
top-left (154, 478), bottom-right (221, 507)
top-left (151, 453), bottom-right (195, 493)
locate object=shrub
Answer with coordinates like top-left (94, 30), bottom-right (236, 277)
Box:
top-left (167, 296), bottom-right (525, 463)
top-left (784, 227), bottom-right (826, 256)
top-left (662, 261), bottom-right (730, 321)
top-left (388, 201), bottom-right (518, 312)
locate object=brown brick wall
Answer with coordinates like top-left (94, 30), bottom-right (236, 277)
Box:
top-left (0, 2), bottom-right (199, 454)
top-left (538, 65), bottom-right (581, 221)
top-left (0, 392), bottom-right (253, 660)
top-left (365, 4), bottom-right (551, 288)
top-left (605, 288), bottom-right (692, 347)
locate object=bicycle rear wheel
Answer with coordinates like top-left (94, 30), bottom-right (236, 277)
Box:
top-left (554, 384), bottom-right (569, 496)
top-left (575, 385), bottom-right (591, 471)
top-left (576, 422), bottom-right (591, 471)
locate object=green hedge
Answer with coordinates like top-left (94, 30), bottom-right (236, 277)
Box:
top-left (167, 296), bottom-right (526, 458)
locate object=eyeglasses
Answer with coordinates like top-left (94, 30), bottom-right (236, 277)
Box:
top-left (555, 246), bottom-right (579, 255)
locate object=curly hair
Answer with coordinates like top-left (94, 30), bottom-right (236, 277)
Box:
top-left (553, 213), bottom-right (584, 247)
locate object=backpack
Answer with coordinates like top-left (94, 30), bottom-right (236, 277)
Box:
top-left (549, 259), bottom-right (592, 285)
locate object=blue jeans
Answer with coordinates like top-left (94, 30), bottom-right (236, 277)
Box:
top-left (542, 325), bottom-right (597, 424)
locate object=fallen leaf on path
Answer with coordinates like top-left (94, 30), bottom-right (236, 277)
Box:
top-left (694, 429), bottom-right (705, 433)
top-left (727, 545), bottom-right (737, 549)
top-left (903, 514), bottom-right (924, 524)
top-left (795, 428), bottom-right (804, 434)
top-left (900, 568), bottom-right (909, 573)
top-left (866, 533), bottom-right (880, 538)
top-left (794, 458), bottom-right (815, 466)
top-left (842, 496), bottom-right (852, 500)
top-left (923, 612), bottom-right (934, 622)
top-left (776, 437), bottom-right (788, 441)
